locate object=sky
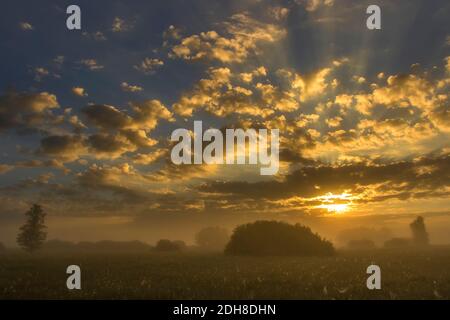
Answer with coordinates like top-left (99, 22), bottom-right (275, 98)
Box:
top-left (0, 0), bottom-right (449, 246)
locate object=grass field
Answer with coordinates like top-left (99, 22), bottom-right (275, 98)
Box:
top-left (1, 247), bottom-right (450, 299)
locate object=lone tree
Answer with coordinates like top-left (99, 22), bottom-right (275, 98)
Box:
top-left (410, 216), bottom-right (429, 246)
top-left (17, 204), bottom-right (47, 253)
top-left (195, 226), bottom-right (229, 251)
top-left (225, 220), bottom-right (334, 256)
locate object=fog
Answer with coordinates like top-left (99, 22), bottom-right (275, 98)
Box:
top-left (2, 211), bottom-right (450, 248)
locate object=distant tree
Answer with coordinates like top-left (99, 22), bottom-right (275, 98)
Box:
top-left (17, 204), bottom-right (47, 253)
top-left (154, 239), bottom-right (186, 252)
top-left (410, 216), bottom-right (429, 246)
top-left (0, 242), bottom-right (5, 252)
top-left (225, 220), bottom-right (334, 256)
top-left (195, 227), bottom-right (229, 251)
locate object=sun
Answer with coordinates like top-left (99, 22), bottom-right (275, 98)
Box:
top-left (314, 192), bottom-right (353, 214)
top-left (319, 203), bottom-right (349, 213)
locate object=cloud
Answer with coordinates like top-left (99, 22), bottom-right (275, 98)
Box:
top-left (134, 58), bottom-right (164, 74)
top-left (15, 159), bottom-right (66, 171)
top-left (82, 104), bottom-right (131, 130)
top-left (19, 22), bottom-right (33, 31)
top-left (172, 67), bottom-right (276, 117)
top-left (37, 134), bottom-right (86, 161)
top-left (268, 7), bottom-right (290, 21)
top-left (121, 82), bottom-right (143, 92)
top-left (72, 87), bottom-right (88, 97)
top-left (239, 66), bottom-right (267, 83)
top-left (132, 149), bottom-right (166, 164)
top-left (82, 31), bottom-right (107, 41)
top-left (280, 67), bottom-right (333, 102)
top-left (170, 12), bottom-right (286, 63)
top-left (171, 61), bottom-right (340, 118)
top-left (77, 59), bottom-right (104, 71)
top-left (33, 67), bottom-right (50, 81)
top-left (53, 56), bottom-right (65, 67)
top-left (326, 116), bottom-right (343, 128)
top-left (297, 0), bottom-right (335, 12)
top-left (163, 25), bottom-right (182, 41)
top-left (86, 132), bottom-right (154, 158)
top-left (147, 161), bottom-right (217, 182)
top-left (372, 74), bottom-right (437, 110)
top-left (73, 163), bottom-right (167, 206)
top-left (78, 100), bottom-right (173, 158)
top-left (445, 56), bottom-right (450, 73)
top-left (0, 164), bottom-right (13, 174)
top-left (82, 101), bottom-right (173, 132)
top-left (112, 17), bottom-right (133, 32)
top-left (198, 154), bottom-right (450, 206)
top-left (0, 90), bottom-right (59, 132)
top-left (36, 130), bottom-right (158, 161)
top-left (172, 67), bottom-right (232, 117)
top-left (129, 99), bottom-right (174, 130)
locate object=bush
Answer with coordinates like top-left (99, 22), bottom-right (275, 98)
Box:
top-left (154, 239), bottom-right (186, 252)
top-left (225, 220), bottom-right (334, 256)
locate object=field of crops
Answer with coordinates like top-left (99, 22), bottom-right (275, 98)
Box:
top-left (1, 247), bottom-right (450, 299)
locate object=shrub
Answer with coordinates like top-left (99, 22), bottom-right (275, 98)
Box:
top-left (225, 220), bottom-right (334, 256)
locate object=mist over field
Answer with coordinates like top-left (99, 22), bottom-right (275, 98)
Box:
top-left (1, 0), bottom-right (449, 300)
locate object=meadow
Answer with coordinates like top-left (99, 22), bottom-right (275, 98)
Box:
top-left (1, 247), bottom-right (450, 300)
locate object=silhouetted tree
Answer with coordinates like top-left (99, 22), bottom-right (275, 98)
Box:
top-left (195, 226), bottom-right (229, 251)
top-left (410, 216), bottom-right (429, 246)
top-left (225, 220), bottom-right (334, 256)
top-left (154, 239), bottom-right (186, 252)
top-left (0, 242), bottom-right (5, 252)
top-left (17, 204), bottom-right (47, 253)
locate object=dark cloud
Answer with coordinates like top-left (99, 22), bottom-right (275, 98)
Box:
top-left (82, 104), bottom-right (131, 130)
top-left (0, 90), bottom-right (58, 132)
top-left (37, 134), bottom-right (85, 160)
top-left (199, 154), bottom-right (450, 202)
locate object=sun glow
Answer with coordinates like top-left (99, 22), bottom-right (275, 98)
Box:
top-left (318, 203), bottom-right (349, 213)
top-left (315, 192), bottom-right (353, 214)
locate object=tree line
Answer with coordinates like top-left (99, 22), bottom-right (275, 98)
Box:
top-left (10, 203), bottom-right (431, 256)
